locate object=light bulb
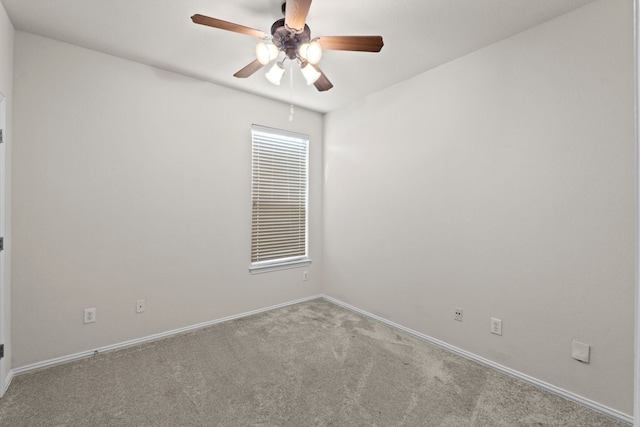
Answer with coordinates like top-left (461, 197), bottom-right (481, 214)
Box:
top-left (300, 62), bottom-right (321, 85)
top-left (265, 62), bottom-right (285, 85)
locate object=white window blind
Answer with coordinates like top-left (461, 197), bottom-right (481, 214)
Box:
top-left (251, 125), bottom-right (309, 271)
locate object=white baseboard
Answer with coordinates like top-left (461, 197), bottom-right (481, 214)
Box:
top-left (10, 294), bottom-right (323, 377)
top-left (321, 295), bottom-right (634, 426)
top-left (3, 369), bottom-right (13, 396)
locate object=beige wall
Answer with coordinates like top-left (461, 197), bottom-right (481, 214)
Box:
top-left (0, 0), bottom-right (13, 393)
top-left (323, 0), bottom-right (635, 415)
top-left (11, 31), bottom-right (323, 367)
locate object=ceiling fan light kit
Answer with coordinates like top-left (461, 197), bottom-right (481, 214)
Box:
top-left (191, 0), bottom-right (383, 92)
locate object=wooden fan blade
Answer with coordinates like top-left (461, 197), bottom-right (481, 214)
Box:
top-left (311, 64), bottom-right (333, 92)
top-left (233, 59), bottom-right (264, 78)
top-left (191, 14), bottom-right (266, 39)
top-left (284, 0), bottom-right (312, 33)
top-left (316, 36), bottom-right (384, 52)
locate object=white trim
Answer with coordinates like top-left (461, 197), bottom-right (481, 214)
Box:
top-left (250, 258), bottom-right (311, 274)
top-left (3, 369), bottom-right (12, 396)
top-left (635, 1), bottom-right (639, 425)
top-left (322, 295), bottom-right (634, 426)
top-left (10, 294), bottom-right (322, 377)
top-left (0, 93), bottom-right (6, 399)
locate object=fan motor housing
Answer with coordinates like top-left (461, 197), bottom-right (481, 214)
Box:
top-left (270, 18), bottom-right (311, 60)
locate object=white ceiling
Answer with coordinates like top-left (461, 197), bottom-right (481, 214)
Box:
top-left (1, 0), bottom-right (596, 113)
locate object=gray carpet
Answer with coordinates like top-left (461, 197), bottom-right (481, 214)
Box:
top-left (0, 299), bottom-right (628, 426)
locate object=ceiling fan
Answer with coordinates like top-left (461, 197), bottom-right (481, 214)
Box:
top-left (191, 0), bottom-right (384, 91)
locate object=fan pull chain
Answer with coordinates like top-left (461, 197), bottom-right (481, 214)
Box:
top-left (289, 66), bottom-right (294, 122)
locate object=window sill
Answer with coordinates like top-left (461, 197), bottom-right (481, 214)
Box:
top-left (249, 258), bottom-right (312, 274)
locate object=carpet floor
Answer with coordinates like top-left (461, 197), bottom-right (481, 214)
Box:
top-left (0, 299), bottom-right (629, 426)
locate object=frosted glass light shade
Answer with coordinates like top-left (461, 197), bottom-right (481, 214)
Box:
top-left (306, 41), bottom-right (322, 64)
top-left (301, 63), bottom-right (321, 85)
top-left (298, 41), bottom-right (322, 64)
top-left (255, 42), bottom-right (279, 65)
top-left (265, 62), bottom-right (285, 85)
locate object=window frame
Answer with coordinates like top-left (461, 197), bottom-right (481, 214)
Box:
top-left (249, 125), bottom-right (311, 274)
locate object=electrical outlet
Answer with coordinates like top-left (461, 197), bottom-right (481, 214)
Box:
top-left (454, 308), bottom-right (463, 322)
top-left (490, 317), bottom-right (502, 335)
top-left (302, 271), bottom-right (309, 281)
top-left (136, 299), bottom-right (146, 313)
top-left (84, 308), bottom-right (96, 324)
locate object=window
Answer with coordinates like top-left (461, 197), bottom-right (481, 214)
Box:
top-left (250, 125), bottom-right (310, 273)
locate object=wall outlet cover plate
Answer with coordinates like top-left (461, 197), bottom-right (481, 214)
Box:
top-left (571, 340), bottom-right (590, 363)
top-left (83, 308), bottom-right (96, 324)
